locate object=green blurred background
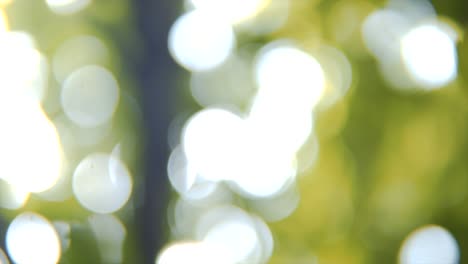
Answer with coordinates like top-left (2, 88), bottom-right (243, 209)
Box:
top-left (2, 0), bottom-right (468, 263)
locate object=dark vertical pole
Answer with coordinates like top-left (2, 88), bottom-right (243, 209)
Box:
top-left (132, 1), bottom-right (178, 263)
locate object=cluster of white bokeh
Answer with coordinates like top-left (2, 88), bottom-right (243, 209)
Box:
top-left (161, 0), bottom-right (464, 263)
top-left (0, 1), bottom-right (133, 263)
top-left (362, 1), bottom-right (462, 261)
top-left (160, 1), bottom-right (354, 263)
top-left (362, 0), bottom-right (459, 90)
top-left (363, 6), bottom-right (462, 259)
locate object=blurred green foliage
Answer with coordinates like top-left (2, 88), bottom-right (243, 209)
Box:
top-left (3, 0), bottom-right (468, 263)
top-left (263, 0), bottom-right (468, 263)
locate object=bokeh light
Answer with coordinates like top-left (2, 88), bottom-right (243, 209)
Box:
top-left (0, 32), bottom-right (48, 102)
top-left (0, 179), bottom-right (29, 210)
top-left (3, 0), bottom-right (468, 263)
top-left (195, 205), bottom-right (272, 263)
top-left (88, 214), bottom-right (126, 263)
top-left (254, 42), bottom-right (326, 112)
top-left (296, 132), bottom-right (320, 174)
top-left (248, 182), bottom-right (300, 222)
top-left (72, 153), bottom-right (132, 214)
top-left (401, 23), bottom-right (458, 89)
top-left (156, 241), bottom-right (225, 264)
top-left (164, 0), bottom-right (468, 263)
top-left (0, 99), bottom-right (63, 193)
top-left (181, 106), bottom-right (300, 198)
top-left (226, 144), bottom-right (297, 198)
top-left (6, 212), bottom-right (61, 264)
top-left (0, 0), bottom-right (12, 6)
top-left (251, 215), bottom-right (273, 263)
top-left (202, 218), bottom-right (259, 263)
top-left (182, 107), bottom-right (245, 182)
top-left (54, 113), bottom-right (113, 151)
top-left (52, 35), bottom-right (109, 84)
top-left (314, 45), bottom-right (353, 110)
top-left (189, 0), bottom-right (267, 25)
top-left (399, 225), bottom-right (459, 264)
top-left (53, 221), bottom-right (71, 252)
top-left (0, 1), bottom-right (141, 264)
top-left (168, 185), bottom-right (233, 240)
top-left (61, 65), bottom-right (120, 128)
top-left (167, 145), bottom-right (198, 197)
top-left (0, 9), bottom-right (8, 31)
top-left (45, 0), bottom-right (91, 15)
top-left (361, 9), bottom-right (410, 61)
top-left (168, 9), bottom-right (235, 72)
top-left (189, 54), bottom-right (255, 108)
top-left (361, 0), bottom-right (459, 90)
top-left (235, 0), bottom-right (289, 35)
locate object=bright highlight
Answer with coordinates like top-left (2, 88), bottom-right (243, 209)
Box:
top-left (168, 10), bottom-right (235, 72)
top-left (190, 0), bottom-right (267, 24)
top-left (72, 153), bottom-right (133, 214)
top-left (6, 212), bottom-right (61, 264)
top-left (0, 99), bottom-right (63, 193)
top-left (61, 65), bottom-right (120, 128)
top-left (182, 108), bottom-right (245, 182)
top-left (156, 241), bottom-right (225, 264)
top-left (255, 44), bottom-right (326, 111)
top-left (401, 24), bottom-right (457, 89)
top-left (399, 225), bottom-right (459, 264)
top-left (45, 0), bottom-right (91, 15)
